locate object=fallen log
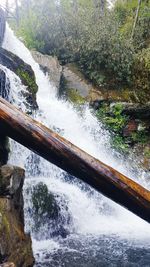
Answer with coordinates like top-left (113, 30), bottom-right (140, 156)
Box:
top-left (0, 97), bottom-right (150, 223)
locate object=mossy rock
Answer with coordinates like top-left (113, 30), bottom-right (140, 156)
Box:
top-left (32, 182), bottom-right (59, 222)
top-left (0, 192), bottom-right (34, 266)
top-left (0, 48), bottom-right (38, 110)
top-left (0, 165), bottom-right (34, 266)
top-left (31, 182), bottom-right (71, 238)
top-left (16, 68), bottom-right (38, 95)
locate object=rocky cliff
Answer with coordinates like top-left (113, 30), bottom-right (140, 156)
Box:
top-left (0, 165), bottom-right (35, 267)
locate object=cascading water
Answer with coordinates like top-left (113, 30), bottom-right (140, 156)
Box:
top-left (2, 25), bottom-right (150, 266)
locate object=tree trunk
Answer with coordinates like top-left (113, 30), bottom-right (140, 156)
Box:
top-left (131, 0), bottom-right (141, 39)
top-left (0, 97), bottom-right (150, 223)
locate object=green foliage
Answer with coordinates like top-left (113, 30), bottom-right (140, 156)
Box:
top-left (114, 0), bottom-right (150, 49)
top-left (131, 131), bottom-right (149, 144)
top-left (96, 103), bottom-right (129, 153)
top-left (144, 147), bottom-right (150, 159)
top-left (67, 89), bottom-right (85, 104)
top-left (111, 135), bottom-right (129, 153)
top-left (10, 0), bottom-right (150, 98)
top-left (16, 69), bottom-right (38, 94)
top-left (132, 48), bottom-right (150, 98)
top-left (96, 103), bottom-right (128, 133)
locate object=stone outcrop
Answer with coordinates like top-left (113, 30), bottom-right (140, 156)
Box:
top-left (32, 50), bottom-right (62, 90)
top-left (0, 48), bottom-right (38, 110)
top-left (0, 165), bottom-right (34, 267)
top-left (62, 63), bottom-right (92, 99)
top-left (0, 9), bottom-right (6, 46)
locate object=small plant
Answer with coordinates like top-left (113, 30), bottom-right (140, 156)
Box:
top-left (96, 103), bottom-right (129, 153)
top-left (97, 103), bottom-right (128, 134)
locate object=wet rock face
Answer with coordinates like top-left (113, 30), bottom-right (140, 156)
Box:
top-left (62, 63), bottom-right (92, 99)
top-left (32, 50), bottom-right (62, 90)
top-left (0, 9), bottom-right (6, 46)
top-left (0, 165), bottom-right (35, 267)
top-left (0, 165), bottom-right (24, 197)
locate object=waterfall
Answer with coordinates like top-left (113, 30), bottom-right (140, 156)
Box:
top-left (2, 25), bottom-right (150, 266)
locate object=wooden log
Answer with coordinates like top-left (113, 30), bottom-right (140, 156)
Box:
top-left (0, 97), bottom-right (150, 223)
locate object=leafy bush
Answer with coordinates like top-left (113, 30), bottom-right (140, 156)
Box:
top-left (96, 103), bottom-right (128, 133)
top-left (132, 48), bottom-right (150, 98)
top-left (96, 103), bottom-right (129, 153)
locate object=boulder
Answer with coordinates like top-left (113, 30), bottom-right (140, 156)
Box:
top-left (0, 69), bottom-right (10, 101)
top-left (31, 182), bottom-right (71, 238)
top-left (0, 165), bottom-right (34, 267)
top-left (32, 50), bottom-right (62, 90)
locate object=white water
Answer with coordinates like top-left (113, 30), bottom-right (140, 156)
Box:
top-left (2, 25), bottom-right (150, 265)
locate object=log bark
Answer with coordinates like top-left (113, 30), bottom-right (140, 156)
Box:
top-left (0, 97), bottom-right (150, 223)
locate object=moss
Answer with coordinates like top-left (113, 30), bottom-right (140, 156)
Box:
top-left (2, 215), bottom-right (10, 235)
top-left (16, 68), bottom-right (38, 95)
top-left (144, 147), bottom-right (150, 159)
top-left (0, 204), bottom-right (10, 236)
top-left (67, 89), bottom-right (86, 104)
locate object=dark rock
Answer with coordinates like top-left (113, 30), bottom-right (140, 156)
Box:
top-left (0, 9), bottom-right (6, 46)
top-left (0, 165), bottom-right (24, 197)
top-left (0, 69), bottom-right (10, 101)
top-left (0, 165), bottom-right (34, 267)
top-left (0, 67), bottom-right (10, 167)
top-left (0, 135), bottom-right (9, 167)
top-left (31, 182), bottom-right (71, 238)
top-left (121, 103), bottom-right (150, 119)
top-left (0, 47), bottom-right (38, 110)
